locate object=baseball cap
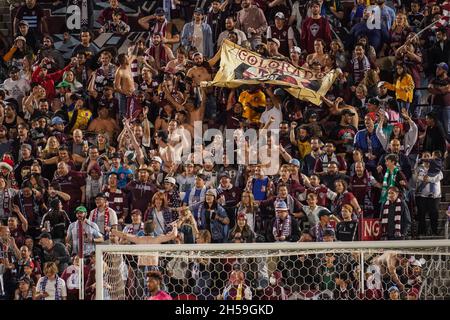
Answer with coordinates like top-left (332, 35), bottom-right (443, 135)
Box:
top-left (290, 46), bottom-right (301, 54)
top-left (341, 109), bottom-right (355, 116)
top-left (275, 200), bottom-right (288, 211)
top-left (436, 62), bottom-right (449, 72)
top-left (95, 192), bottom-right (107, 199)
top-left (275, 12), bottom-right (285, 19)
top-left (18, 20), bottom-right (29, 27)
top-left (323, 228), bottom-right (335, 237)
top-left (164, 176), bottom-right (176, 185)
top-left (206, 189), bottom-right (217, 197)
top-left (219, 172), bottom-right (230, 179)
top-left (155, 7), bottom-right (165, 16)
top-left (388, 286), bottom-right (399, 293)
top-left (14, 36), bottom-right (26, 43)
top-left (75, 205), bottom-right (87, 213)
top-left (377, 81), bottom-right (386, 88)
top-left (368, 98), bottom-right (380, 106)
top-left (51, 116), bottom-right (65, 125)
top-left (289, 159), bottom-right (301, 167)
top-left (318, 209), bottom-right (331, 219)
top-left (151, 156), bottom-right (163, 164)
top-left (194, 7), bottom-right (204, 14)
top-left (36, 232), bottom-right (52, 240)
top-left (267, 38), bottom-right (280, 47)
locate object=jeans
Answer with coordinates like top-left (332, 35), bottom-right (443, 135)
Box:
top-left (416, 196), bottom-right (440, 235)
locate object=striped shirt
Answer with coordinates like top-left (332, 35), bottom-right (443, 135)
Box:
top-left (67, 220), bottom-right (102, 256)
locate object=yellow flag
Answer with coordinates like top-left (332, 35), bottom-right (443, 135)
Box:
top-left (201, 40), bottom-right (339, 106)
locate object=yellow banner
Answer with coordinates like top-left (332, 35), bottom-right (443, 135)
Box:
top-left (202, 40), bottom-right (339, 106)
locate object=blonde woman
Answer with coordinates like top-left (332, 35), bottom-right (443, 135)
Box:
top-left (176, 207), bottom-right (199, 244)
top-left (34, 262), bottom-right (67, 300)
top-left (40, 136), bottom-right (60, 159)
top-left (387, 13), bottom-right (411, 56)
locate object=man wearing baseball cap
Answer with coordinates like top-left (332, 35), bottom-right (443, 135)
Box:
top-left (125, 164), bottom-right (157, 214)
top-left (310, 209), bottom-right (334, 242)
top-left (138, 7), bottom-right (180, 46)
top-left (3, 66), bottom-right (30, 109)
top-left (266, 12), bottom-right (294, 57)
top-left (163, 176), bottom-right (182, 209)
top-left (88, 193), bottom-right (118, 237)
top-left (429, 61), bottom-right (450, 141)
top-left (182, 173), bottom-right (208, 222)
top-left (181, 7), bottom-right (214, 58)
top-left (66, 206), bottom-right (103, 257)
top-left (267, 38), bottom-right (285, 59)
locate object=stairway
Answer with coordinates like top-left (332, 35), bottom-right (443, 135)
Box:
top-left (0, 0), bottom-right (11, 39)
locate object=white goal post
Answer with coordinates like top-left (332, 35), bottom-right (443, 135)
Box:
top-left (95, 240), bottom-right (450, 300)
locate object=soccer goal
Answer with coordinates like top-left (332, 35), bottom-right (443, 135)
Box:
top-left (95, 241), bottom-right (450, 300)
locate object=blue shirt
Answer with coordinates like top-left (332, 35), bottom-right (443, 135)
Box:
top-left (110, 166), bottom-right (133, 189)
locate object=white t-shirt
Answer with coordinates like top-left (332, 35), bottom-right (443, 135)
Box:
top-left (3, 78), bottom-right (30, 107)
top-left (36, 277), bottom-right (67, 300)
top-left (260, 107), bottom-right (283, 130)
top-left (193, 23), bottom-right (204, 55)
top-left (88, 207), bottom-right (118, 234)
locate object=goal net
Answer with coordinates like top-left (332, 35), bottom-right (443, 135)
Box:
top-left (95, 241), bottom-right (450, 300)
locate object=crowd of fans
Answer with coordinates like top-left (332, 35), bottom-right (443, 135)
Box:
top-left (0, 0), bottom-right (449, 300)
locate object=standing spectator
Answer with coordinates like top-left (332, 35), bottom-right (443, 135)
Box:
top-left (124, 164), bottom-right (157, 216)
top-left (381, 63), bottom-right (415, 114)
top-left (66, 206), bottom-right (103, 257)
top-left (415, 152), bottom-right (443, 236)
top-left (181, 8), bottom-right (214, 58)
top-left (310, 209), bottom-right (334, 242)
top-left (354, 114), bottom-right (384, 174)
top-left (228, 213), bottom-right (255, 243)
top-left (52, 162), bottom-right (86, 219)
top-left (145, 33), bottom-right (175, 71)
top-left (268, 200), bottom-right (300, 242)
top-left (427, 28), bottom-right (450, 72)
top-left (428, 63), bottom-right (450, 141)
top-left (335, 204), bottom-right (358, 241)
top-left (422, 112), bottom-right (447, 155)
top-left (217, 16), bottom-right (247, 47)
top-left (98, 9), bottom-right (130, 35)
top-left (35, 262), bottom-right (67, 300)
top-left (207, 1), bottom-right (226, 50)
top-left (266, 12), bottom-right (294, 57)
top-left (97, 0), bottom-right (128, 25)
top-left (88, 193), bottom-right (118, 238)
top-left (198, 189), bottom-right (230, 243)
top-left (40, 198), bottom-right (71, 243)
top-left (236, 0), bottom-right (268, 48)
top-left (36, 232), bottom-right (70, 274)
top-left (301, 0), bottom-right (332, 54)
top-left (138, 8), bottom-right (180, 47)
top-left (70, 30), bottom-right (98, 59)
top-left (380, 153), bottom-right (408, 204)
top-left (380, 186), bottom-right (411, 240)
top-left (3, 66), bottom-right (30, 111)
top-left (13, 0), bottom-right (47, 38)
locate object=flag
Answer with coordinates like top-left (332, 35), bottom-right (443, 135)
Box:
top-left (201, 40), bottom-right (339, 106)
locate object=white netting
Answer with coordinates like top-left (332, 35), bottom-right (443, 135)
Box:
top-left (98, 244), bottom-right (450, 300)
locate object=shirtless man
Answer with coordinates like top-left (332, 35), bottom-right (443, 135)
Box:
top-left (114, 52), bottom-right (136, 119)
top-left (162, 82), bottom-right (206, 128)
top-left (87, 104), bottom-right (120, 141)
top-left (372, 251), bottom-right (406, 292)
top-left (186, 52), bottom-right (217, 126)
